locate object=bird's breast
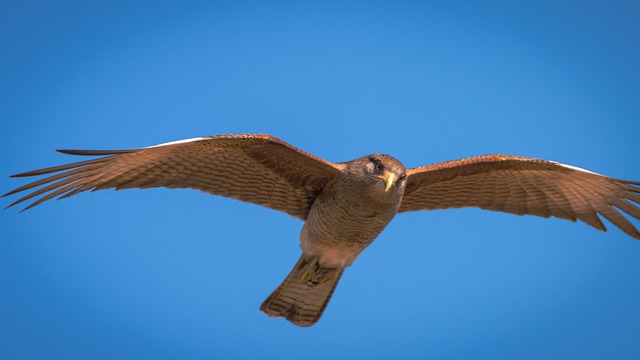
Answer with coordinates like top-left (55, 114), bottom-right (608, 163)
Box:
top-left (299, 178), bottom-right (400, 268)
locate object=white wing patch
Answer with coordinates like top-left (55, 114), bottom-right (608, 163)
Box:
top-left (145, 137), bottom-right (206, 148)
top-left (551, 160), bottom-right (602, 176)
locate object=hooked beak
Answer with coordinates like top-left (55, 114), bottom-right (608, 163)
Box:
top-left (382, 171), bottom-right (396, 192)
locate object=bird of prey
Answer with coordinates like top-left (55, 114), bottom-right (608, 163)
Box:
top-left (4, 133), bottom-right (640, 327)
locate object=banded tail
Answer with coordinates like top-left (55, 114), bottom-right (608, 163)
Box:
top-left (260, 256), bottom-right (344, 327)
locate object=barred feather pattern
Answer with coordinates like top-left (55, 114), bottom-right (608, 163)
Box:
top-left (4, 134), bottom-right (344, 220)
top-left (401, 154), bottom-right (640, 239)
top-left (261, 256), bottom-right (344, 327)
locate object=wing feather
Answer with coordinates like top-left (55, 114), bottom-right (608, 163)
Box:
top-left (400, 154), bottom-right (640, 239)
top-left (4, 134), bottom-right (343, 220)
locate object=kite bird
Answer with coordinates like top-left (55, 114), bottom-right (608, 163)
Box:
top-left (4, 134), bottom-right (640, 327)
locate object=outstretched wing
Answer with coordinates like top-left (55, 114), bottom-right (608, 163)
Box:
top-left (4, 134), bottom-right (344, 220)
top-left (399, 154), bottom-right (640, 239)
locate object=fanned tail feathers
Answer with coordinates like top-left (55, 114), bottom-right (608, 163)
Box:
top-left (260, 256), bottom-right (344, 327)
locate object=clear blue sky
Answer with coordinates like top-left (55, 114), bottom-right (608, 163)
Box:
top-left (1, 1), bottom-right (639, 359)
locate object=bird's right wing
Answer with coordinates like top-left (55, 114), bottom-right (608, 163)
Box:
top-left (4, 134), bottom-right (344, 220)
top-left (399, 154), bottom-right (640, 239)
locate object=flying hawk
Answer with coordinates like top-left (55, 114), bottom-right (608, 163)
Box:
top-left (4, 134), bottom-right (640, 327)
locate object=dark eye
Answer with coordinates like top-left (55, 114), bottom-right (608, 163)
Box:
top-left (398, 174), bottom-right (406, 182)
top-left (374, 161), bottom-right (383, 172)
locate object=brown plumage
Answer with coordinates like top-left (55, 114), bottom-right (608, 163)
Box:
top-left (4, 133), bottom-right (640, 327)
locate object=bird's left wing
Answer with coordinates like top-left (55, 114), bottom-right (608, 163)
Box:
top-left (399, 154), bottom-right (640, 239)
top-left (4, 134), bottom-right (344, 220)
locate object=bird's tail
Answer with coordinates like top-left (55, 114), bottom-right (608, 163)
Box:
top-left (260, 255), bottom-right (344, 327)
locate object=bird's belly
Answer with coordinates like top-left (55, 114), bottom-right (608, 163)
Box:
top-left (300, 199), bottom-right (397, 268)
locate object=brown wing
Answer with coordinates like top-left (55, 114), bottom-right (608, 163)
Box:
top-left (3, 134), bottom-right (344, 220)
top-left (399, 154), bottom-right (640, 239)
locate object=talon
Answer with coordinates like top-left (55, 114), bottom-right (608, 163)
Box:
top-left (299, 257), bottom-right (340, 286)
top-left (300, 257), bottom-right (320, 285)
top-left (317, 268), bottom-right (340, 285)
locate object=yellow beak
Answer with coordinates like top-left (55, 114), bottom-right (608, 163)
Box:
top-left (383, 171), bottom-right (396, 192)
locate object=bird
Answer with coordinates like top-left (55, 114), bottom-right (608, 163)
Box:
top-left (4, 133), bottom-right (640, 327)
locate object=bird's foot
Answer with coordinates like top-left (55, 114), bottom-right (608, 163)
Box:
top-left (300, 257), bottom-right (339, 286)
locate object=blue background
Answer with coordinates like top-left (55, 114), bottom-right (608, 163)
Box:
top-left (1, 1), bottom-right (639, 359)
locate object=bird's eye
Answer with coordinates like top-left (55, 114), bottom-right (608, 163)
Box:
top-left (374, 162), bottom-right (383, 172)
top-left (398, 174), bottom-right (406, 182)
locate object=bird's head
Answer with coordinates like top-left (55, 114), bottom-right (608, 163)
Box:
top-left (347, 154), bottom-right (407, 194)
